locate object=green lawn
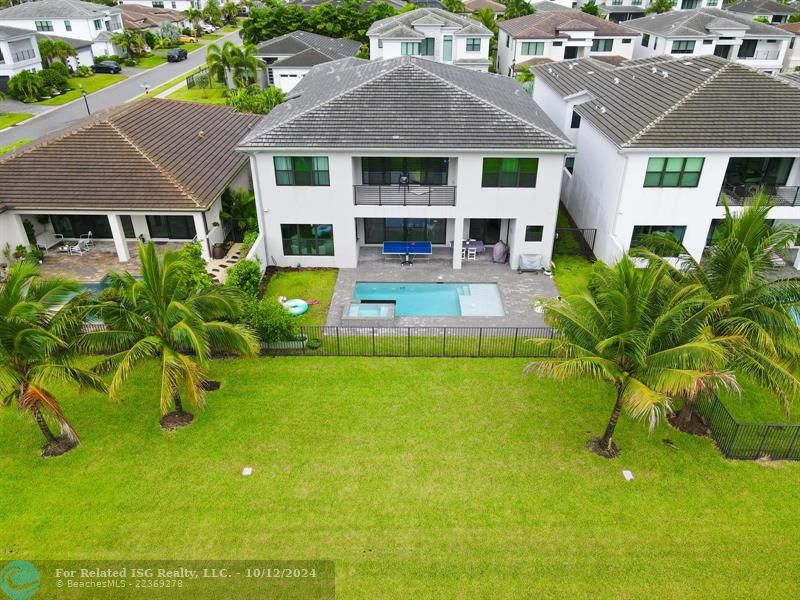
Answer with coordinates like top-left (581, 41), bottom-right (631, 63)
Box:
top-left (135, 54), bottom-right (167, 69)
top-left (166, 83), bottom-right (228, 104)
top-left (1, 358), bottom-right (799, 599)
top-left (720, 374), bottom-right (799, 424)
top-left (201, 33), bottom-right (223, 40)
top-left (552, 206), bottom-right (596, 297)
top-left (221, 24), bottom-right (239, 31)
top-left (263, 269), bottom-right (338, 326)
top-left (181, 43), bottom-right (203, 53)
top-left (146, 65), bottom-right (206, 97)
top-left (0, 138), bottom-right (32, 155)
top-left (37, 74), bottom-right (125, 105)
top-left (0, 112), bottom-right (33, 129)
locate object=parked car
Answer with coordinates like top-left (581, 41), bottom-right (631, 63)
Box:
top-left (179, 35), bottom-right (197, 44)
top-left (166, 47), bottom-right (188, 62)
top-left (91, 61), bottom-right (122, 74)
top-left (200, 23), bottom-right (216, 34)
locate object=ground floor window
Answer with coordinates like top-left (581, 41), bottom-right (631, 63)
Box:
top-left (51, 214), bottom-right (113, 238)
top-left (146, 215), bottom-right (196, 239)
top-left (363, 218), bottom-right (446, 244)
top-left (281, 224), bottom-right (334, 256)
top-left (525, 225), bottom-right (544, 242)
top-left (468, 219), bottom-right (502, 244)
top-left (631, 225), bottom-right (686, 247)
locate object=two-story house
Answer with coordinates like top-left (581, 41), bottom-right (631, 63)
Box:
top-left (118, 0), bottom-right (208, 13)
top-left (0, 0), bottom-right (123, 60)
top-left (254, 31), bottom-right (361, 93)
top-left (725, 0), bottom-right (799, 24)
top-left (497, 10), bottom-right (640, 76)
top-left (777, 22), bottom-right (800, 70)
top-left (238, 56), bottom-right (574, 270)
top-left (626, 9), bottom-right (792, 74)
top-left (367, 8), bottom-right (493, 72)
top-left (532, 55), bottom-right (800, 264)
top-left (0, 25), bottom-right (41, 91)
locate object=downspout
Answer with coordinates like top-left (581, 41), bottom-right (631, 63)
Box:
top-left (248, 153), bottom-right (270, 266)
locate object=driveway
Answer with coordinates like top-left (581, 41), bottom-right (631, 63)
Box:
top-left (0, 28), bottom-right (243, 147)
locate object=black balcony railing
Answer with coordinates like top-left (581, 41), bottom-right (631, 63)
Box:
top-left (353, 185), bottom-right (456, 206)
top-left (718, 183), bottom-right (800, 207)
top-left (12, 48), bottom-right (36, 62)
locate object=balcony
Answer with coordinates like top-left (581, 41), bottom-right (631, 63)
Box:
top-left (718, 183), bottom-right (800, 207)
top-left (12, 48), bottom-right (36, 62)
top-left (353, 185), bottom-right (456, 206)
top-left (738, 50), bottom-right (780, 61)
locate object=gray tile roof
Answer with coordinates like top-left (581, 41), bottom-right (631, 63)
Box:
top-left (533, 55), bottom-right (800, 149)
top-left (599, 4), bottom-right (646, 14)
top-left (240, 56), bottom-right (572, 151)
top-left (0, 24), bottom-right (35, 40)
top-left (380, 24), bottom-right (425, 39)
top-left (625, 8), bottom-right (792, 37)
top-left (367, 8), bottom-right (492, 37)
top-left (498, 9), bottom-right (639, 39)
top-left (463, 0), bottom-right (506, 12)
top-left (36, 32), bottom-right (93, 49)
top-left (777, 71), bottom-right (800, 88)
top-left (255, 31), bottom-right (361, 60)
top-left (272, 47), bottom-right (338, 68)
top-left (0, 0), bottom-right (119, 20)
top-left (530, 1), bottom-right (573, 12)
top-left (725, 0), bottom-right (798, 15)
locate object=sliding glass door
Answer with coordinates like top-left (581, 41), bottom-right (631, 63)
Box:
top-left (468, 219), bottom-right (502, 244)
top-left (363, 218), bottom-right (446, 244)
top-left (146, 215), bottom-right (196, 240)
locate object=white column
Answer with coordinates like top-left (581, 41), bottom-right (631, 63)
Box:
top-left (192, 213), bottom-right (210, 260)
top-left (131, 215), bottom-right (149, 241)
top-left (508, 219), bottom-right (525, 271)
top-left (107, 214), bottom-right (130, 262)
top-left (452, 217), bottom-right (464, 270)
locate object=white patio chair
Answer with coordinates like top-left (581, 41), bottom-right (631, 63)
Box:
top-left (80, 231), bottom-right (95, 247)
top-left (35, 232), bottom-right (64, 255)
top-left (467, 247), bottom-right (477, 262)
top-left (68, 239), bottom-right (91, 256)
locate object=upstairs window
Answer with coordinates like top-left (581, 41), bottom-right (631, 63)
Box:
top-left (466, 37), bottom-right (482, 52)
top-left (64, 20), bottom-right (72, 31)
top-left (671, 40), bottom-right (695, 54)
top-left (378, 39), bottom-right (383, 48)
top-left (274, 156), bottom-right (330, 186)
top-left (420, 37), bottom-right (435, 56)
top-left (570, 110), bottom-right (581, 129)
top-left (35, 20), bottom-right (53, 32)
top-left (641, 33), bottom-right (650, 47)
top-left (152, 0), bottom-right (164, 6)
top-left (482, 158), bottom-right (538, 188)
top-left (401, 42), bottom-right (420, 56)
top-left (644, 157), bottom-right (704, 188)
top-left (521, 41), bottom-right (544, 56)
top-left (94, 18), bottom-right (102, 30)
top-left (591, 39), bottom-right (613, 52)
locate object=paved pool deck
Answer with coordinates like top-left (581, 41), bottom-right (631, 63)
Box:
top-left (326, 248), bottom-right (559, 328)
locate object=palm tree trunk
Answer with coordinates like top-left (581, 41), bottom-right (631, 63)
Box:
top-left (599, 383), bottom-right (625, 449)
top-left (676, 395), bottom-right (697, 427)
top-left (31, 406), bottom-right (57, 444)
top-left (172, 389), bottom-right (184, 415)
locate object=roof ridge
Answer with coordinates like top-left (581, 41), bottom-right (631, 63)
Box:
top-left (105, 117), bottom-right (201, 208)
top-left (623, 59), bottom-right (732, 147)
top-left (411, 61), bottom-right (572, 147)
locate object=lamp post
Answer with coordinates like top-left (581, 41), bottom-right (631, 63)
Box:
top-left (80, 86), bottom-right (90, 115)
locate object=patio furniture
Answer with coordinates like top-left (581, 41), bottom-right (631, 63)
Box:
top-left (462, 240), bottom-right (485, 255)
top-left (35, 232), bottom-right (64, 254)
top-left (67, 239), bottom-right (92, 256)
top-left (382, 241), bottom-right (433, 265)
top-left (492, 240), bottom-right (508, 264)
top-left (80, 231), bottom-right (95, 247)
top-left (466, 247), bottom-right (477, 261)
top-left (518, 254), bottom-right (545, 273)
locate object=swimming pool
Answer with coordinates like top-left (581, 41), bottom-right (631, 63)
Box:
top-left (353, 282), bottom-right (504, 317)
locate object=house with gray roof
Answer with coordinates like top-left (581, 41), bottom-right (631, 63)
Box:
top-left (776, 21), bottom-right (800, 70)
top-left (367, 8), bottom-right (493, 71)
top-left (532, 55), bottom-right (800, 265)
top-left (254, 31), bottom-right (361, 93)
top-left (497, 9), bottom-right (640, 76)
top-left (0, 0), bottom-right (123, 61)
top-left (725, 0), bottom-right (799, 24)
top-left (0, 25), bottom-right (42, 91)
top-left (626, 8), bottom-right (792, 74)
top-left (238, 56), bottom-right (574, 271)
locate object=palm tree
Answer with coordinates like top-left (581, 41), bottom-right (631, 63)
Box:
top-left (580, 0), bottom-right (600, 15)
top-left (515, 65), bottom-right (534, 83)
top-left (443, 0), bottom-right (466, 12)
top-left (473, 7), bottom-right (498, 33)
top-left (634, 192), bottom-right (800, 430)
top-left (0, 263), bottom-right (106, 456)
top-left (51, 40), bottom-right (77, 65)
top-left (82, 242), bottom-right (259, 430)
top-left (221, 1), bottom-right (239, 25)
top-left (645, 0), bottom-right (675, 13)
top-left (206, 41), bottom-right (237, 88)
top-left (37, 38), bottom-right (54, 68)
top-left (502, 0), bottom-right (534, 19)
top-left (526, 257), bottom-right (739, 457)
top-left (183, 7), bottom-right (204, 37)
top-left (229, 44), bottom-right (262, 87)
top-left (111, 30), bottom-right (144, 58)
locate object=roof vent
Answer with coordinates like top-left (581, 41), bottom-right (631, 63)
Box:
top-left (651, 67), bottom-right (657, 73)
top-left (662, 70), bottom-right (669, 78)
top-left (568, 63), bottom-right (574, 70)
top-left (599, 106), bottom-right (607, 114)
top-left (547, 67), bottom-right (554, 73)
top-left (586, 71), bottom-right (594, 75)
top-left (613, 77), bottom-right (619, 84)
top-left (683, 61), bottom-right (693, 65)
top-left (197, 130), bottom-right (205, 138)
top-left (700, 67), bottom-right (711, 72)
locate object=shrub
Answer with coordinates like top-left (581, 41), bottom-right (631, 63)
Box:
top-left (49, 61), bottom-right (69, 78)
top-left (22, 219), bottom-right (36, 245)
top-left (143, 30), bottom-right (158, 49)
top-left (176, 241), bottom-right (214, 292)
top-left (240, 230), bottom-right (259, 256)
top-left (225, 84), bottom-right (285, 115)
top-left (193, 73), bottom-right (210, 88)
top-left (39, 67), bottom-right (69, 92)
top-left (225, 258), bottom-right (262, 298)
top-left (242, 297), bottom-right (298, 343)
top-left (7, 70), bottom-right (43, 102)
top-left (94, 54), bottom-right (120, 64)
top-left (75, 65), bottom-right (93, 78)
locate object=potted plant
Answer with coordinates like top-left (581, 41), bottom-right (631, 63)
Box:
top-left (212, 242), bottom-right (227, 259)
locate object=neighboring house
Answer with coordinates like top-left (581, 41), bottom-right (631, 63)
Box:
top-left (289, 0), bottom-right (408, 8)
top-left (672, 0), bottom-right (720, 9)
top-left (36, 32), bottom-right (93, 69)
top-left (462, 0), bottom-right (506, 17)
top-left (626, 8), bottom-right (792, 74)
top-left (0, 99), bottom-right (261, 262)
top-left (778, 70), bottom-right (800, 86)
top-left (118, 0), bottom-right (207, 13)
top-left (120, 4), bottom-right (188, 35)
top-left (725, 0), bottom-right (799, 24)
top-left (254, 31), bottom-right (361, 93)
top-left (237, 56), bottom-right (574, 271)
top-left (776, 22), bottom-right (800, 70)
top-left (367, 8), bottom-right (493, 72)
top-left (585, 0), bottom-right (651, 24)
top-left (0, 0), bottom-right (124, 60)
top-left (0, 25), bottom-right (41, 91)
top-left (532, 55), bottom-right (800, 265)
top-left (497, 10), bottom-right (640, 76)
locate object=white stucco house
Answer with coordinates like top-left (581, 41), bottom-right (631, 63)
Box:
top-left (254, 31), bottom-right (361, 93)
top-left (725, 0), bottom-right (799, 24)
top-left (0, 99), bottom-right (260, 263)
top-left (0, 25), bottom-right (41, 91)
top-left (532, 55), bottom-right (800, 265)
top-left (497, 9), bottom-right (640, 76)
top-left (367, 8), bottom-right (494, 72)
top-left (626, 8), bottom-right (792, 74)
top-left (118, 0), bottom-right (208, 13)
top-left (238, 56), bottom-right (574, 271)
top-left (0, 0), bottom-right (124, 60)
top-left (777, 22), bottom-right (800, 70)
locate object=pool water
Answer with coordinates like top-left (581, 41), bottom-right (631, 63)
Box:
top-left (353, 282), bottom-right (504, 317)
top-left (81, 278), bottom-right (112, 296)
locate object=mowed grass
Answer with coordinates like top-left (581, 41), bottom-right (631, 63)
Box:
top-left (0, 112), bottom-right (32, 129)
top-left (1, 358), bottom-right (799, 599)
top-left (201, 33), bottom-right (223, 40)
top-left (134, 54), bottom-right (167, 69)
top-left (37, 74), bottom-right (125, 105)
top-left (721, 374), bottom-right (799, 424)
top-left (0, 138), bottom-right (32, 155)
top-left (166, 84), bottom-right (227, 104)
top-left (263, 269), bottom-right (338, 326)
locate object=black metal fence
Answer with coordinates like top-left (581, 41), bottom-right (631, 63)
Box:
top-left (263, 326), bottom-right (559, 358)
top-left (186, 67), bottom-right (211, 89)
top-left (695, 395), bottom-right (800, 461)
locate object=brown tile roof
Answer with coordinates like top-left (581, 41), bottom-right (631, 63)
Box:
top-left (514, 57), bottom-right (554, 70)
top-left (0, 99), bottom-right (261, 212)
top-left (775, 22), bottom-right (800, 34)
top-left (463, 0), bottom-right (506, 12)
top-left (498, 9), bottom-right (639, 39)
top-left (121, 4), bottom-right (185, 30)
